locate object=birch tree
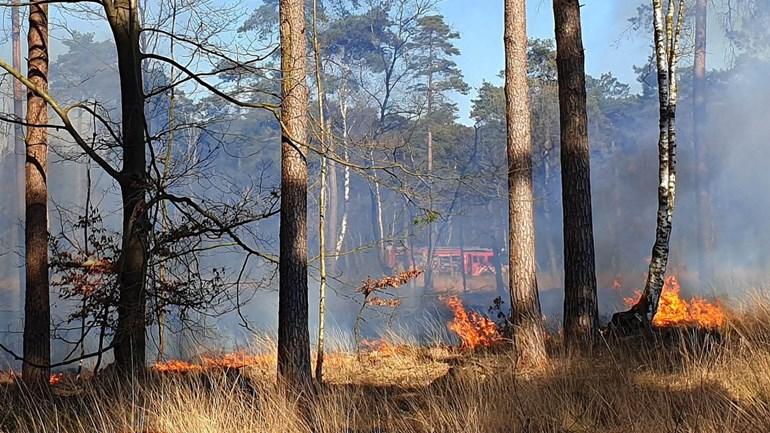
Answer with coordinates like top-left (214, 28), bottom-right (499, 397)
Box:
top-left (612, 0), bottom-right (685, 330)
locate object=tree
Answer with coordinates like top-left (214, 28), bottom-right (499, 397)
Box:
top-left (311, 0), bottom-right (329, 382)
top-left (553, 0), bottom-right (599, 351)
top-left (504, 0), bottom-right (547, 364)
top-left (277, 0), bottom-right (312, 387)
top-left (693, 0), bottom-right (713, 283)
top-left (103, 0), bottom-right (151, 373)
top-left (22, 0), bottom-right (51, 388)
top-left (613, 0), bottom-right (685, 330)
top-left (410, 14), bottom-right (469, 172)
top-left (408, 14), bottom-right (468, 291)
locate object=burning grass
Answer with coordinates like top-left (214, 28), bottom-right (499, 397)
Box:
top-left (3, 293), bottom-right (770, 433)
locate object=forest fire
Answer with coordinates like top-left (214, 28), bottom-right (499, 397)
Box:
top-left (152, 352), bottom-right (272, 373)
top-left (623, 276), bottom-right (726, 329)
top-left (442, 296), bottom-right (501, 350)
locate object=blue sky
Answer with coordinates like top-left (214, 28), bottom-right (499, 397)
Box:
top-left (438, 0), bottom-right (650, 123)
top-left (3, 0), bottom-right (713, 124)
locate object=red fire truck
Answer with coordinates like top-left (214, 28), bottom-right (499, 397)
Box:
top-left (387, 246), bottom-right (496, 276)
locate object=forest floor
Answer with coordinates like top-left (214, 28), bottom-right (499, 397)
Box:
top-left (2, 296), bottom-right (770, 433)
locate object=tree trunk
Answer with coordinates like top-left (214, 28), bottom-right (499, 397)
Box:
top-left (693, 0), bottom-right (712, 284)
top-left (11, 0), bottom-right (25, 311)
top-left (553, 0), bottom-right (599, 351)
top-left (334, 148), bottom-right (350, 262)
top-left (504, 0), bottom-right (547, 365)
top-left (277, 0), bottom-right (311, 388)
top-left (311, 0), bottom-right (327, 382)
top-left (612, 0), bottom-right (685, 330)
top-left (22, 1), bottom-right (50, 388)
top-left (105, 0), bottom-right (150, 373)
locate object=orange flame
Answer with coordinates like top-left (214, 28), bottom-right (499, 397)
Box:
top-left (49, 372), bottom-right (64, 385)
top-left (153, 351), bottom-right (271, 373)
top-left (442, 296), bottom-right (501, 350)
top-left (623, 276), bottom-right (725, 328)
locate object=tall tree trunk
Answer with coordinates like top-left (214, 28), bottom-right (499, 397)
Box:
top-left (553, 0), bottom-right (599, 351)
top-left (311, 0), bottom-right (327, 382)
top-left (105, 0), bottom-right (150, 373)
top-left (504, 0), bottom-right (547, 365)
top-left (11, 0), bottom-right (25, 311)
top-left (613, 0), bottom-right (685, 329)
top-left (22, 1), bottom-right (50, 388)
top-left (693, 0), bottom-right (712, 283)
top-left (277, 0), bottom-right (311, 387)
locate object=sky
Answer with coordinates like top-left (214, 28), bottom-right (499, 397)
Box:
top-left (439, 0), bottom-right (650, 123)
top-left (1, 0), bottom-right (722, 124)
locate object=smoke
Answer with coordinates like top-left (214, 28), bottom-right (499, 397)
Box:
top-left (1, 1), bottom-right (770, 367)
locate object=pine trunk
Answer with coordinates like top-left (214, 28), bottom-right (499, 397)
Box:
top-left (504, 0), bottom-right (547, 365)
top-left (693, 0), bottom-right (712, 283)
top-left (553, 0), bottom-right (599, 351)
top-left (22, 1), bottom-right (51, 388)
top-left (277, 0), bottom-right (312, 387)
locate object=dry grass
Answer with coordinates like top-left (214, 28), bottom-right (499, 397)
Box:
top-left (3, 300), bottom-right (770, 433)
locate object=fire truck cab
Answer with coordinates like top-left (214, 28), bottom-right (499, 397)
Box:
top-left (387, 246), bottom-right (495, 276)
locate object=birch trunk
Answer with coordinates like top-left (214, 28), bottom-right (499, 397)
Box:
top-left (612, 0), bottom-right (685, 330)
top-left (311, 0), bottom-right (327, 382)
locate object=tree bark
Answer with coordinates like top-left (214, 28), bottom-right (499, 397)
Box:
top-left (104, 0), bottom-right (150, 373)
top-left (553, 0), bottom-right (599, 351)
top-left (311, 0), bottom-right (327, 382)
top-left (504, 0), bottom-right (547, 365)
top-left (612, 0), bottom-right (685, 330)
top-left (693, 0), bottom-right (713, 283)
top-left (278, 0), bottom-right (312, 387)
top-left (22, 1), bottom-right (50, 388)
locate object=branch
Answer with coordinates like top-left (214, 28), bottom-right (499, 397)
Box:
top-left (0, 57), bottom-right (123, 180)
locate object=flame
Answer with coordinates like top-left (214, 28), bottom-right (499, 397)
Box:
top-left (49, 372), bottom-right (64, 385)
top-left (153, 351), bottom-right (271, 373)
top-left (623, 276), bottom-right (725, 328)
top-left (442, 296), bottom-right (501, 350)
